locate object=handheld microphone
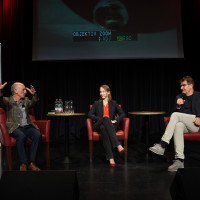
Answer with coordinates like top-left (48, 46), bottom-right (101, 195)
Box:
top-left (177, 93), bottom-right (186, 109)
top-left (179, 93), bottom-right (186, 100)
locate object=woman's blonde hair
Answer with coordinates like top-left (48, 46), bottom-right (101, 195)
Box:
top-left (99, 84), bottom-right (112, 101)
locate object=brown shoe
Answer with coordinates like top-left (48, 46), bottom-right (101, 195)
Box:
top-left (20, 163), bottom-right (27, 171)
top-left (28, 162), bottom-right (40, 171)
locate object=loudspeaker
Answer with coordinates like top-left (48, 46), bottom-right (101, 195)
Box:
top-left (0, 170), bottom-right (79, 200)
top-left (170, 168), bottom-right (200, 200)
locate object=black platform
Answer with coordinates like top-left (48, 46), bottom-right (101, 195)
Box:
top-left (170, 168), bottom-right (200, 200)
top-left (0, 170), bottom-right (79, 200)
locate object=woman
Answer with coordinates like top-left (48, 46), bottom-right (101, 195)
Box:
top-left (88, 84), bottom-right (126, 167)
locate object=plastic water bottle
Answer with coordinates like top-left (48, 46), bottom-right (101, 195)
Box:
top-left (58, 99), bottom-right (63, 113)
top-left (55, 99), bottom-right (58, 113)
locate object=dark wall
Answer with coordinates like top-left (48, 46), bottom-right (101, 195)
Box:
top-left (1, 0), bottom-right (200, 143)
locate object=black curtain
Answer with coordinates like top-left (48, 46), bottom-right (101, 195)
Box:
top-left (1, 0), bottom-right (200, 144)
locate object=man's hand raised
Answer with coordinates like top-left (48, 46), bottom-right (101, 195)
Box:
top-left (0, 82), bottom-right (7, 90)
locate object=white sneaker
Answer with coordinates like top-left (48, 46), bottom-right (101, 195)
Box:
top-left (149, 143), bottom-right (165, 155)
top-left (168, 160), bottom-right (184, 172)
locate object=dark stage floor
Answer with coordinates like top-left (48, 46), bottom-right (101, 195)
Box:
top-left (1, 137), bottom-right (200, 200)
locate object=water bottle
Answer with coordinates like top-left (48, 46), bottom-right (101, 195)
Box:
top-left (55, 99), bottom-right (58, 113)
top-left (58, 99), bottom-right (63, 113)
top-left (61, 99), bottom-right (64, 113)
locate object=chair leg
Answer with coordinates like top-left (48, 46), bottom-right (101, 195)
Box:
top-left (89, 140), bottom-right (93, 163)
top-left (46, 142), bottom-right (50, 167)
top-left (124, 139), bottom-right (128, 161)
top-left (6, 146), bottom-right (13, 170)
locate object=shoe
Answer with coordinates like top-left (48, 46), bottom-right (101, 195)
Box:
top-left (119, 148), bottom-right (126, 154)
top-left (109, 158), bottom-right (116, 167)
top-left (168, 160), bottom-right (184, 172)
top-left (28, 162), bottom-right (40, 171)
top-left (110, 163), bottom-right (116, 167)
top-left (20, 163), bottom-right (27, 171)
top-left (149, 143), bottom-right (165, 155)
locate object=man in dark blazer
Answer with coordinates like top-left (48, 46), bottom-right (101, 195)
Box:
top-left (149, 76), bottom-right (200, 172)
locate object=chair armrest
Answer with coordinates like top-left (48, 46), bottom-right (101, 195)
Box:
top-left (34, 120), bottom-right (51, 142)
top-left (0, 123), bottom-right (12, 146)
top-left (164, 117), bottom-right (170, 128)
top-left (184, 132), bottom-right (200, 140)
top-left (86, 118), bottom-right (93, 140)
top-left (120, 118), bottom-right (130, 139)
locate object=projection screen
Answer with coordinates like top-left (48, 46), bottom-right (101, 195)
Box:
top-left (32, 0), bottom-right (184, 61)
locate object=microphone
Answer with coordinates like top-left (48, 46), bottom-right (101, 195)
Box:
top-left (179, 93), bottom-right (186, 100)
top-left (177, 93), bottom-right (186, 109)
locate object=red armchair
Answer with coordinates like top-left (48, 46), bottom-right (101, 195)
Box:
top-left (164, 116), bottom-right (200, 141)
top-left (164, 116), bottom-right (200, 161)
top-left (87, 105), bottom-right (130, 162)
top-left (0, 108), bottom-right (50, 170)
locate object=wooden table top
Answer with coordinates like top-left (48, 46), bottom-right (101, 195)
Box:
top-left (128, 111), bottom-right (166, 115)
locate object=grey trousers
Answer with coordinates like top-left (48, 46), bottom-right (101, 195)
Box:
top-left (161, 112), bottom-right (200, 159)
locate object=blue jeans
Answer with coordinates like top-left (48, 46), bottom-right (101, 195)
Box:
top-left (10, 126), bottom-right (42, 164)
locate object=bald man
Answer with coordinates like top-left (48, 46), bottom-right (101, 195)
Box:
top-left (0, 82), bottom-right (41, 171)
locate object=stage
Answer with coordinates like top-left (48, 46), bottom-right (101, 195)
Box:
top-left (1, 137), bottom-right (200, 200)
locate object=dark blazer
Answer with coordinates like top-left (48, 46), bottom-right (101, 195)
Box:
top-left (88, 100), bottom-right (126, 124)
top-left (175, 91), bottom-right (200, 117)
